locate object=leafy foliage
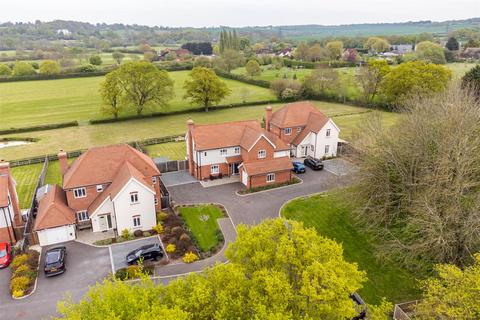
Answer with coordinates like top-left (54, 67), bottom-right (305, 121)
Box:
top-left (462, 64), bottom-right (480, 96)
top-left (183, 67), bottom-right (231, 111)
top-left (39, 60), bottom-right (61, 75)
top-left (245, 60), bottom-right (261, 76)
top-left (415, 41), bottom-right (447, 64)
top-left (89, 55), bottom-right (103, 66)
top-left (356, 60), bottom-right (390, 104)
top-left (364, 37), bottom-right (390, 53)
top-left (0, 64), bottom-right (12, 76)
top-left (182, 251), bottom-right (199, 263)
top-left (12, 61), bottom-right (36, 76)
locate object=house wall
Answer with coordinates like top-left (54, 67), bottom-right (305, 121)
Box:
top-left (247, 170), bottom-right (292, 189)
top-left (192, 146), bottom-right (240, 166)
top-left (0, 204), bottom-right (14, 228)
top-left (271, 124), bottom-right (305, 145)
top-left (241, 137), bottom-right (276, 163)
top-left (0, 226), bottom-right (15, 244)
top-left (295, 120), bottom-right (340, 158)
top-left (37, 225), bottom-right (76, 246)
top-left (90, 198), bottom-right (116, 233)
top-left (113, 179), bottom-right (156, 233)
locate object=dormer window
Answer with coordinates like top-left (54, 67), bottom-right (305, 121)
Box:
top-left (258, 150), bottom-right (266, 159)
top-left (220, 149), bottom-right (227, 156)
top-left (73, 187), bottom-right (86, 198)
top-left (284, 128), bottom-right (292, 135)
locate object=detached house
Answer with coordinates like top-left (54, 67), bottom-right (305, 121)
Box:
top-left (34, 145), bottom-right (161, 246)
top-left (267, 101), bottom-right (340, 158)
top-left (0, 161), bottom-right (23, 244)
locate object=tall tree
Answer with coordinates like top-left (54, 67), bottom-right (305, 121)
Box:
top-left (294, 42), bottom-right (310, 61)
top-left (415, 41), bottom-right (447, 64)
top-left (39, 60), bottom-right (61, 75)
top-left (112, 51), bottom-right (125, 65)
top-left (445, 37), bottom-right (460, 51)
top-left (215, 49), bottom-right (245, 72)
top-left (115, 61), bottom-right (174, 115)
top-left (99, 70), bottom-right (124, 119)
top-left (245, 60), bottom-right (261, 76)
top-left (303, 67), bottom-right (340, 97)
top-left (183, 67), bottom-right (231, 112)
top-left (364, 37), bottom-right (390, 53)
top-left (12, 61), bottom-right (35, 76)
top-left (356, 60), bottom-right (390, 104)
top-left (326, 41), bottom-right (344, 60)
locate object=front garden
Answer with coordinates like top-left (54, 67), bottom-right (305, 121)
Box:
top-left (10, 249), bottom-right (40, 298)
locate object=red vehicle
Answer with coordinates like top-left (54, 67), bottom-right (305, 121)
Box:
top-left (0, 242), bottom-right (12, 268)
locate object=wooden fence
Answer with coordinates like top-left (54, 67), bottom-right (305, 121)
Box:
top-left (156, 160), bottom-right (189, 173)
top-left (393, 301), bottom-right (419, 320)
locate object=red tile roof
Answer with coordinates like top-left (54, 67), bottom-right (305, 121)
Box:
top-left (242, 158), bottom-right (293, 176)
top-left (34, 185), bottom-right (76, 231)
top-left (270, 101), bottom-right (324, 128)
top-left (292, 112), bottom-right (330, 145)
top-left (63, 144), bottom-right (159, 189)
top-left (88, 161), bottom-right (155, 213)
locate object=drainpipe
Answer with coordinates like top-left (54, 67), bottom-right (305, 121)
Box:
top-left (314, 132), bottom-right (318, 158)
top-left (1, 207), bottom-right (14, 245)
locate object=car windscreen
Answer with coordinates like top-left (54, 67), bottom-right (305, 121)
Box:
top-left (46, 251), bottom-right (61, 264)
top-left (0, 249), bottom-right (6, 258)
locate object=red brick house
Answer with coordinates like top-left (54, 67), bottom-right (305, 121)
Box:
top-left (186, 119), bottom-right (293, 189)
top-left (33, 144), bottom-right (162, 246)
top-left (0, 161), bottom-right (23, 244)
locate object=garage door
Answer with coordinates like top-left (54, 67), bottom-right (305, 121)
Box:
top-left (41, 225), bottom-right (76, 246)
top-left (242, 170), bottom-right (248, 186)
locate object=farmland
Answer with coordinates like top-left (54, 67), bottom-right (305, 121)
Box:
top-left (11, 163), bottom-right (43, 208)
top-left (0, 70), bottom-right (276, 130)
top-left (0, 101), bottom-right (400, 161)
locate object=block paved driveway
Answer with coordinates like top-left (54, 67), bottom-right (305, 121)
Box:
top-left (0, 241), bottom-right (110, 320)
top-left (168, 159), bottom-right (355, 227)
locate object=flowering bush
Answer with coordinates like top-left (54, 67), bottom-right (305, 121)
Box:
top-left (156, 212), bottom-right (168, 222)
top-left (152, 223), bottom-right (164, 234)
top-left (126, 265), bottom-right (142, 279)
top-left (166, 243), bottom-right (176, 253)
top-left (182, 252), bottom-right (199, 264)
top-left (121, 229), bottom-right (132, 240)
top-left (10, 254), bottom-right (28, 271)
top-left (10, 276), bottom-right (30, 294)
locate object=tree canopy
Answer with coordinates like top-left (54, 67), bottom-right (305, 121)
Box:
top-left (415, 41), bottom-right (446, 64)
top-left (356, 60), bottom-right (390, 104)
top-left (245, 59), bottom-right (261, 76)
top-left (326, 41), bottom-right (344, 60)
top-left (39, 60), bottom-right (61, 75)
top-left (462, 64), bottom-right (480, 96)
top-left (0, 64), bottom-right (11, 76)
top-left (12, 61), bottom-right (36, 76)
top-left (183, 67), bottom-right (231, 112)
top-left (364, 37), bottom-right (390, 53)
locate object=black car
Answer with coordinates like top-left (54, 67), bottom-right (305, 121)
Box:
top-left (44, 246), bottom-right (66, 277)
top-left (126, 243), bottom-right (164, 265)
top-left (303, 156), bottom-right (324, 170)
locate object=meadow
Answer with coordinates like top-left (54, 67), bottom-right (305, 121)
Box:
top-left (0, 70), bottom-right (276, 129)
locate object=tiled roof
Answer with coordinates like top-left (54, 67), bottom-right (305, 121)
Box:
top-left (270, 101), bottom-right (323, 128)
top-left (292, 112), bottom-right (330, 145)
top-left (0, 175), bottom-right (8, 207)
top-left (242, 158), bottom-right (293, 176)
top-left (89, 161), bottom-right (155, 213)
top-left (34, 185), bottom-right (76, 231)
top-left (63, 144), bottom-right (159, 189)
top-left (225, 155), bottom-right (243, 164)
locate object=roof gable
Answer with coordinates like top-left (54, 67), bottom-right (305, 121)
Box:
top-left (270, 101), bottom-right (324, 128)
top-left (34, 185), bottom-right (76, 231)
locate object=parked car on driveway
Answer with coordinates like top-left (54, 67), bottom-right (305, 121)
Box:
top-left (0, 242), bottom-right (12, 269)
top-left (126, 243), bottom-right (164, 265)
top-left (44, 246), bottom-right (67, 277)
top-left (292, 161), bottom-right (306, 174)
top-left (304, 156), bottom-right (324, 170)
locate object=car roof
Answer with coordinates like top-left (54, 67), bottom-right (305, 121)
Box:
top-left (0, 242), bottom-right (7, 250)
top-left (46, 246), bottom-right (65, 253)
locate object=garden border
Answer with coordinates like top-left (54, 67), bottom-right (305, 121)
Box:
top-left (236, 175), bottom-right (303, 197)
top-left (11, 247), bottom-right (42, 300)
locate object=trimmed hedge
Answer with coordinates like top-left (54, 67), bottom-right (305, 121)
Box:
top-left (89, 100), bottom-right (279, 124)
top-left (283, 59), bottom-right (357, 69)
top-left (0, 121), bottom-right (78, 135)
top-left (214, 69), bottom-right (271, 88)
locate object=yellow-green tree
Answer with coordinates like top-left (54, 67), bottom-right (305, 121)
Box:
top-left (0, 64), bottom-right (11, 76)
top-left (39, 60), bottom-right (61, 75)
top-left (415, 254), bottom-right (480, 319)
top-left (294, 41), bottom-right (311, 61)
top-left (99, 70), bottom-right (124, 119)
top-left (326, 41), bottom-right (344, 60)
top-left (364, 37), bottom-right (390, 53)
top-left (245, 60), bottom-right (261, 76)
top-left (183, 67), bottom-right (231, 112)
top-left (415, 41), bottom-right (446, 64)
top-left (356, 60), bottom-right (390, 104)
top-left (12, 61), bottom-right (35, 76)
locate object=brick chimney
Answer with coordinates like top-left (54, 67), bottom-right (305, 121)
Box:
top-left (187, 119), bottom-right (195, 176)
top-left (265, 106), bottom-right (273, 132)
top-left (0, 160), bottom-right (10, 176)
top-left (58, 150), bottom-right (69, 176)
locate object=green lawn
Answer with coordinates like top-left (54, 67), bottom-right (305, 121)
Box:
top-left (0, 101), bottom-right (400, 161)
top-left (232, 66), bottom-right (312, 82)
top-left (0, 70), bottom-right (276, 130)
top-left (144, 141), bottom-right (186, 160)
top-left (178, 205), bottom-right (224, 252)
top-left (281, 189), bottom-right (423, 305)
top-left (11, 163), bottom-right (44, 209)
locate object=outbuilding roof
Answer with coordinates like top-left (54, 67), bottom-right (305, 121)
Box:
top-left (34, 185), bottom-right (76, 231)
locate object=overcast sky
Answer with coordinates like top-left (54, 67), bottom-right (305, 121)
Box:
top-left (0, 0), bottom-right (478, 27)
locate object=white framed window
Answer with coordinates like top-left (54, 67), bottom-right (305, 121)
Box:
top-left (266, 173), bottom-right (275, 183)
top-left (130, 192), bottom-right (139, 204)
top-left (73, 187), bottom-right (86, 198)
top-left (258, 150), bottom-right (266, 159)
top-left (211, 164), bottom-right (219, 174)
top-left (234, 147), bottom-right (240, 154)
top-left (152, 176), bottom-right (157, 184)
top-left (220, 149), bottom-right (227, 156)
top-left (133, 216), bottom-right (141, 228)
top-left (284, 128), bottom-right (292, 135)
top-left (77, 210), bottom-right (89, 221)
top-left (326, 129), bottom-right (331, 137)
top-left (297, 127), bottom-right (302, 133)
top-left (311, 145), bottom-right (315, 151)
top-left (96, 185), bottom-right (103, 192)
top-left (155, 198), bottom-right (158, 205)
top-left (325, 145), bottom-right (330, 154)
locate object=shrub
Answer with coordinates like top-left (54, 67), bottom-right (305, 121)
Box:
top-left (114, 268), bottom-right (127, 280)
top-left (171, 226), bottom-right (183, 238)
top-left (26, 250), bottom-right (40, 269)
top-left (166, 243), bottom-right (176, 253)
top-left (121, 229), bottom-right (132, 240)
top-left (10, 254), bottom-right (28, 271)
top-left (78, 64), bottom-right (97, 73)
top-left (182, 252), bottom-right (199, 263)
top-left (152, 223), bottom-right (164, 234)
top-left (157, 211), bottom-right (168, 222)
top-left (12, 289), bottom-right (24, 298)
top-left (133, 230), bottom-right (143, 238)
top-left (143, 231), bottom-right (151, 237)
top-left (13, 265), bottom-right (31, 278)
top-left (10, 276), bottom-right (30, 293)
top-left (126, 265), bottom-right (142, 279)
top-left (89, 55), bottom-right (103, 66)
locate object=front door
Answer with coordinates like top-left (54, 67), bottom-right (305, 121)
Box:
top-left (300, 146), bottom-right (308, 157)
top-left (98, 214), bottom-right (112, 231)
top-left (230, 163), bottom-right (240, 175)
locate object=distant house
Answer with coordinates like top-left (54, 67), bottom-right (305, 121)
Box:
top-left (391, 44), bottom-right (414, 55)
top-left (0, 161), bottom-right (23, 245)
top-left (56, 29), bottom-right (71, 37)
top-left (33, 145), bottom-right (162, 246)
top-left (159, 48), bottom-right (192, 60)
top-left (277, 48), bottom-right (294, 58)
top-left (461, 47), bottom-right (480, 60)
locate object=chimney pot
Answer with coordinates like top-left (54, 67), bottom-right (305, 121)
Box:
top-left (265, 106), bottom-right (273, 132)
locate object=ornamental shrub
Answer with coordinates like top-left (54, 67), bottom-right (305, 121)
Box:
top-left (156, 211), bottom-right (168, 222)
top-left (121, 229), bottom-right (132, 240)
top-left (152, 223), bottom-right (164, 234)
top-left (13, 265), bottom-right (31, 278)
top-left (126, 265), bottom-right (142, 279)
top-left (10, 276), bottom-right (30, 293)
top-left (166, 243), bottom-right (176, 253)
top-left (12, 289), bottom-right (24, 298)
top-left (182, 252), bottom-right (199, 263)
top-left (10, 254), bottom-right (28, 271)
top-left (133, 230), bottom-right (143, 238)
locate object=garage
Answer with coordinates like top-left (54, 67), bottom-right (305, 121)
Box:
top-left (37, 224), bottom-right (76, 246)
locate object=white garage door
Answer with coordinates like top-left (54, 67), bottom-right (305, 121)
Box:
top-left (40, 225), bottom-right (76, 246)
top-left (242, 170), bottom-right (248, 186)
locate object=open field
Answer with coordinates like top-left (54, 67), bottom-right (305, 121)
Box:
top-left (144, 141), bottom-right (186, 160)
top-left (178, 205), bottom-right (224, 252)
top-left (232, 66), bottom-right (312, 82)
top-left (281, 189), bottom-right (423, 305)
top-left (11, 163), bottom-right (43, 208)
top-left (0, 101), bottom-right (400, 160)
top-left (0, 70), bottom-right (276, 129)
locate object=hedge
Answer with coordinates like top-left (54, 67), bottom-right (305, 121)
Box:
top-left (0, 121), bottom-right (79, 135)
top-left (283, 59), bottom-right (357, 69)
top-left (213, 69), bottom-right (271, 88)
top-left (89, 100), bottom-right (279, 124)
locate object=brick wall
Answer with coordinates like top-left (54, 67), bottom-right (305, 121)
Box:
top-left (248, 170), bottom-right (291, 189)
top-left (0, 226), bottom-right (16, 244)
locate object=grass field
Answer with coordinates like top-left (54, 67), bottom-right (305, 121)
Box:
top-left (11, 163), bottom-right (43, 209)
top-left (144, 142), bottom-right (186, 160)
top-left (178, 204), bottom-right (224, 252)
top-left (232, 66), bottom-right (312, 82)
top-left (0, 101), bottom-right (399, 161)
top-left (0, 70), bottom-right (276, 130)
top-left (281, 189), bottom-right (423, 305)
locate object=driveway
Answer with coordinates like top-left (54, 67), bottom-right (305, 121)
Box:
top-left (0, 241), bottom-right (110, 320)
top-left (110, 236), bottom-right (163, 271)
top-left (0, 266), bottom-right (11, 302)
top-left (161, 170), bottom-right (197, 187)
top-left (168, 158), bottom-right (355, 227)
